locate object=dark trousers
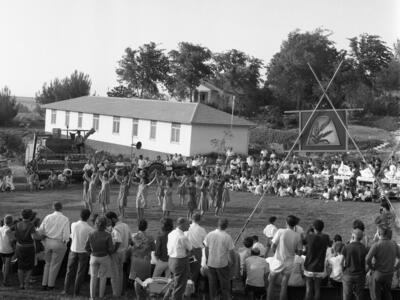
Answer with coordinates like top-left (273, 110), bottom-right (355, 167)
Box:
top-left (342, 274), bottom-right (365, 300)
top-left (371, 271), bottom-right (393, 300)
top-left (169, 257), bottom-right (189, 300)
top-left (207, 265), bottom-right (231, 300)
top-left (190, 248), bottom-right (202, 290)
top-left (63, 251), bottom-right (89, 295)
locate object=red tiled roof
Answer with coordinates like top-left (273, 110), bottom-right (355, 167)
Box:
top-left (43, 96), bottom-right (254, 127)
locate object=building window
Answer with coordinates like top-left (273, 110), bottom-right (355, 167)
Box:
top-left (93, 114), bottom-right (99, 131)
top-left (78, 112), bottom-right (83, 128)
top-left (132, 118), bottom-right (139, 137)
top-left (150, 121), bottom-right (157, 139)
top-left (171, 123), bottom-right (181, 143)
top-left (51, 109), bottom-right (57, 124)
top-left (113, 116), bottom-right (120, 134)
top-left (65, 111), bottom-right (70, 127)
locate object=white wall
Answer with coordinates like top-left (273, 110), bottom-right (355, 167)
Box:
top-left (45, 109), bottom-right (193, 156)
top-left (190, 124), bottom-right (249, 155)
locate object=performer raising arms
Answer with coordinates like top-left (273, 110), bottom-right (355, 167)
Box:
top-left (114, 168), bottom-right (134, 217)
top-left (135, 170), bottom-right (156, 222)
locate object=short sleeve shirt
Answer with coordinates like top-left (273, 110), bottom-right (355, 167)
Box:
top-left (304, 233), bottom-right (330, 272)
top-left (272, 228), bottom-right (302, 264)
top-left (204, 229), bottom-right (234, 268)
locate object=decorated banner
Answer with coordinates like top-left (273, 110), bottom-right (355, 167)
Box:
top-left (299, 110), bottom-right (347, 152)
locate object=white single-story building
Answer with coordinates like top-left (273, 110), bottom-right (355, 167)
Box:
top-left (43, 96), bottom-right (254, 158)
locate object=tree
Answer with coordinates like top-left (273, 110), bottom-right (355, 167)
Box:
top-left (266, 29), bottom-right (341, 110)
top-left (0, 86), bottom-right (19, 125)
top-left (394, 39), bottom-right (400, 61)
top-left (115, 42), bottom-right (170, 98)
top-left (168, 42), bottom-right (213, 100)
top-left (35, 70), bottom-right (91, 104)
top-left (212, 49), bottom-right (268, 115)
top-left (349, 34), bottom-right (393, 88)
top-left (107, 85), bottom-right (136, 98)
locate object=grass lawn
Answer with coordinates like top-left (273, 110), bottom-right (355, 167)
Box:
top-left (0, 184), bottom-right (380, 299)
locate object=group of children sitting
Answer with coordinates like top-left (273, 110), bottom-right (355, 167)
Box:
top-left (219, 150), bottom-right (397, 202)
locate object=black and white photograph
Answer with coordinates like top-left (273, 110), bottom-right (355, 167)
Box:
top-left (0, 0), bottom-right (399, 299)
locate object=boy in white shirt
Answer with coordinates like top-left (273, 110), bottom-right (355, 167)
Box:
top-left (243, 247), bottom-right (269, 299)
top-left (263, 216), bottom-right (278, 257)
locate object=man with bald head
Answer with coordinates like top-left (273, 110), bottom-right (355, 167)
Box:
top-left (341, 228), bottom-right (368, 300)
top-left (167, 217), bottom-right (192, 300)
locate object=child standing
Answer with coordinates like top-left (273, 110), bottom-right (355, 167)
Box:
top-left (221, 178), bottom-right (230, 215)
top-left (326, 242), bottom-right (344, 288)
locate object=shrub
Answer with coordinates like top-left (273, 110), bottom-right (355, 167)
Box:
top-left (250, 127), bottom-right (298, 150)
top-left (0, 132), bottom-right (26, 157)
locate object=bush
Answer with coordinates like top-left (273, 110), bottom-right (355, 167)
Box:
top-left (250, 127), bottom-right (298, 150)
top-left (0, 86), bottom-right (19, 126)
top-left (0, 132), bottom-right (26, 157)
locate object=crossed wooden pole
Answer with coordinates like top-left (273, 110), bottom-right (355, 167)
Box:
top-left (234, 60), bottom-right (400, 245)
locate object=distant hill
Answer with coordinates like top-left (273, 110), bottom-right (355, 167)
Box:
top-left (16, 96), bottom-right (36, 111)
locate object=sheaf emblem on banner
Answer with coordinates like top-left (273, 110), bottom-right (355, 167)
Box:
top-left (306, 115), bottom-right (340, 146)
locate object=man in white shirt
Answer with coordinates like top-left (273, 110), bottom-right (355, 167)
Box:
top-left (185, 213), bottom-right (207, 291)
top-left (62, 209), bottom-right (93, 296)
top-left (204, 218), bottom-right (235, 300)
top-left (105, 211), bottom-right (132, 297)
top-left (266, 215), bottom-right (302, 300)
top-left (263, 216), bottom-right (278, 257)
top-left (168, 217), bottom-right (192, 300)
top-left (38, 202), bottom-right (70, 290)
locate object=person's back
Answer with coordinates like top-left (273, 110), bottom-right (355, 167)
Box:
top-left (87, 230), bottom-right (113, 256)
top-left (304, 232), bottom-right (330, 273)
top-left (342, 241), bottom-right (367, 276)
top-left (368, 238), bottom-right (399, 274)
top-left (205, 228), bottom-right (233, 268)
top-left (273, 228), bottom-right (301, 263)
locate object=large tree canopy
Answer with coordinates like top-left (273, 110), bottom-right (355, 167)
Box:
top-left (212, 49), bottom-right (269, 115)
top-left (168, 42), bottom-right (213, 100)
top-left (266, 29), bottom-right (341, 110)
top-left (0, 86), bottom-right (19, 125)
top-left (115, 42), bottom-right (170, 98)
top-left (35, 70), bottom-right (91, 104)
top-left (349, 34), bottom-right (393, 88)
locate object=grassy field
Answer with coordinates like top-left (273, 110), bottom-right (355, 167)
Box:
top-left (0, 183), bottom-right (380, 299)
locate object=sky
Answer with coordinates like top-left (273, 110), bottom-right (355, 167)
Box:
top-left (1, 0), bottom-right (399, 97)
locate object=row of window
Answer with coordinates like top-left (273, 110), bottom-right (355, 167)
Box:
top-left (50, 110), bottom-right (181, 142)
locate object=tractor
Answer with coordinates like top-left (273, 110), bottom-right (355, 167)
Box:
top-left (25, 128), bottom-right (95, 180)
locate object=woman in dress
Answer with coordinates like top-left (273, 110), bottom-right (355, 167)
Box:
top-left (155, 172), bottom-right (167, 207)
top-left (208, 175), bottom-right (216, 208)
top-left (187, 180), bottom-right (197, 220)
top-left (177, 173), bottom-right (188, 207)
top-left (135, 171), bottom-right (156, 221)
top-left (98, 171), bottom-right (115, 214)
top-left (162, 180), bottom-right (174, 217)
top-left (82, 170), bottom-right (92, 207)
top-left (14, 209), bottom-right (41, 289)
top-left (214, 177), bottom-right (225, 216)
top-left (85, 171), bottom-right (99, 213)
top-left (85, 216), bottom-right (114, 299)
top-left (221, 177), bottom-right (230, 215)
top-left (198, 176), bottom-right (210, 216)
top-left (115, 169), bottom-right (132, 217)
